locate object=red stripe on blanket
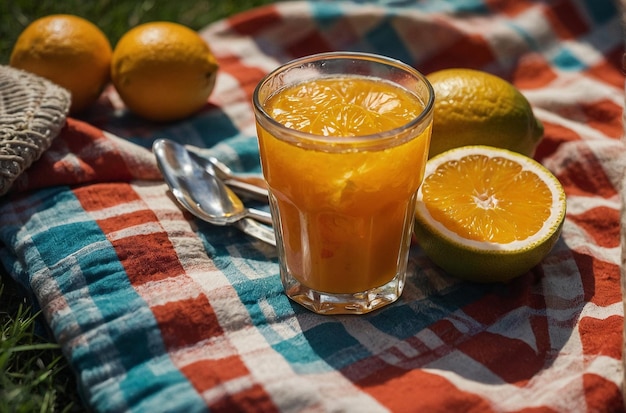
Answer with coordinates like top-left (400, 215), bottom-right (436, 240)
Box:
top-left (357, 367), bottom-right (496, 412)
top-left (556, 147), bottom-right (618, 198)
top-left (217, 54), bottom-right (270, 99)
top-left (583, 374), bottom-right (624, 413)
top-left (111, 232), bottom-right (189, 285)
top-left (98, 209), bottom-right (160, 233)
top-left (568, 207), bottom-right (621, 248)
top-left (579, 316), bottom-right (623, 359)
top-left (74, 182), bottom-right (141, 210)
top-left (182, 356), bottom-right (251, 390)
top-left (55, 119), bottom-right (134, 181)
top-left (534, 122), bottom-right (582, 161)
top-left (17, 118), bottom-right (134, 191)
top-left (151, 295), bottom-right (223, 349)
top-left (484, 0), bottom-right (536, 17)
top-left (543, 0), bottom-right (589, 39)
top-left (573, 252), bottom-right (622, 306)
top-left (513, 54), bottom-right (559, 89)
top-left (182, 358), bottom-right (279, 412)
top-left (509, 407), bottom-right (559, 413)
top-left (286, 30), bottom-right (333, 59)
top-left (209, 384), bottom-right (279, 413)
top-left (581, 100), bottom-right (624, 138)
top-left (74, 184), bottom-right (189, 285)
top-left (421, 32), bottom-right (496, 73)
top-left (459, 329), bottom-right (550, 386)
top-left (587, 46), bottom-right (625, 88)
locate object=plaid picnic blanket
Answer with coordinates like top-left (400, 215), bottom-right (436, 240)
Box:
top-left (1, 0), bottom-right (625, 412)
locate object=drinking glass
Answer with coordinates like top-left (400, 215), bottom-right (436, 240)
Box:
top-left (253, 52), bottom-right (434, 314)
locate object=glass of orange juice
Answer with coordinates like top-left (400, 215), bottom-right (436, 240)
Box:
top-left (253, 52), bottom-right (434, 314)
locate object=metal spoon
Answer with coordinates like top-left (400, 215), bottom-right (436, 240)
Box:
top-left (153, 138), bottom-right (276, 246)
top-left (176, 144), bottom-right (269, 202)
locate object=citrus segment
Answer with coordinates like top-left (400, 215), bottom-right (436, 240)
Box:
top-left (413, 146), bottom-right (566, 282)
top-left (267, 77), bottom-right (420, 136)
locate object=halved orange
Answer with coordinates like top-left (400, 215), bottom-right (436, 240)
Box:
top-left (413, 145), bottom-right (566, 282)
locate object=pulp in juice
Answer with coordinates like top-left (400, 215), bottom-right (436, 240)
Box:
top-left (257, 76), bottom-right (431, 294)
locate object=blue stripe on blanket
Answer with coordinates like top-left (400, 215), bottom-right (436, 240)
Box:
top-left (308, 1), bottom-right (345, 28)
top-left (582, 0), bottom-right (618, 24)
top-left (552, 48), bottom-right (587, 71)
top-left (321, 0), bottom-right (489, 13)
top-left (364, 16), bottom-right (414, 64)
top-left (123, 107), bottom-right (240, 149)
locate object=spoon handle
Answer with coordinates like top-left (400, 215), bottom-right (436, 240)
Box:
top-left (235, 219), bottom-right (276, 247)
top-left (231, 175), bottom-right (268, 190)
top-left (247, 208), bottom-right (274, 226)
top-left (225, 179), bottom-right (269, 202)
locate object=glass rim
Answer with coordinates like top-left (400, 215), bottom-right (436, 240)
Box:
top-left (252, 51), bottom-right (435, 145)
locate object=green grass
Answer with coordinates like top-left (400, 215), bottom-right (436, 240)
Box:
top-left (0, 280), bottom-right (80, 412)
top-left (0, 0), bottom-right (277, 64)
top-left (0, 1), bottom-right (277, 411)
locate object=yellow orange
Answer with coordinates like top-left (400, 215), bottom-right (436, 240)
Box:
top-left (426, 68), bottom-right (543, 158)
top-left (111, 21), bottom-right (219, 122)
top-left (10, 14), bottom-right (112, 114)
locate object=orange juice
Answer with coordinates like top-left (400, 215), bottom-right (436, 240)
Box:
top-left (256, 76), bottom-right (431, 294)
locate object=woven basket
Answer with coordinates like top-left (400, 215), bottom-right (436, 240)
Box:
top-left (0, 65), bottom-right (71, 196)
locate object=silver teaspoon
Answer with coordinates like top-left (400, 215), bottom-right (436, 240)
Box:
top-left (176, 143), bottom-right (269, 202)
top-left (153, 138), bottom-right (276, 246)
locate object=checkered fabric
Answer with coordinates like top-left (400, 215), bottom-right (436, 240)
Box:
top-left (1, 1), bottom-right (624, 412)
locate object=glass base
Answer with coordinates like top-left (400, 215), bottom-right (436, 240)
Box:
top-left (281, 270), bottom-right (405, 315)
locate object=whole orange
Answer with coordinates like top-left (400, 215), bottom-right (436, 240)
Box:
top-left (111, 22), bottom-right (219, 122)
top-left (10, 14), bottom-right (112, 114)
top-left (426, 68), bottom-right (544, 158)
